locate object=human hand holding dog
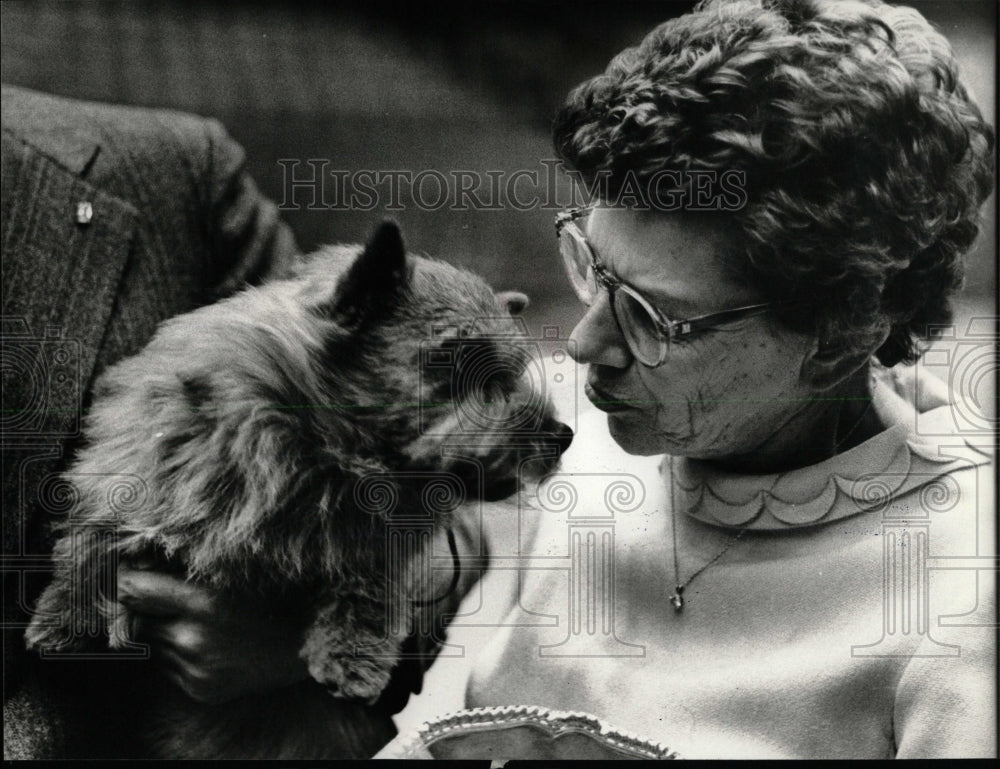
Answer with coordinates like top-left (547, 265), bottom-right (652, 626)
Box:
top-left (117, 567), bottom-right (310, 705)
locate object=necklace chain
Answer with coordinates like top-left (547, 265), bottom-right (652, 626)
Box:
top-left (833, 398), bottom-right (873, 453)
top-left (667, 398), bottom-right (874, 613)
top-left (669, 456), bottom-right (748, 613)
top-left (669, 511), bottom-right (745, 611)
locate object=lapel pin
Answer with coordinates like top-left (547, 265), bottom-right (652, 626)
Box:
top-left (75, 201), bottom-right (93, 226)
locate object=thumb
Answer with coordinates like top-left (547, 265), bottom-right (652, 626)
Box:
top-left (117, 568), bottom-right (216, 617)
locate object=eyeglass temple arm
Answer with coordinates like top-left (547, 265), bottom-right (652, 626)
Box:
top-left (667, 302), bottom-right (786, 336)
top-left (554, 208), bottom-right (591, 233)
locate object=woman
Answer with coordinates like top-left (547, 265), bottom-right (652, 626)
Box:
top-left (116, 0), bottom-right (995, 759)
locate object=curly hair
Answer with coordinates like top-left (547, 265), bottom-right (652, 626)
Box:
top-left (553, 0), bottom-right (994, 367)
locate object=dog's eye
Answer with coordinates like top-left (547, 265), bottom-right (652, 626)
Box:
top-left (423, 337), bottom-right (523, 399)
top-left (461, 342), bottom-right (524, 391)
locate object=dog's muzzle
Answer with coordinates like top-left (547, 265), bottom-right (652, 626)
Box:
top-left (479, 422), bottom-right (574, 501)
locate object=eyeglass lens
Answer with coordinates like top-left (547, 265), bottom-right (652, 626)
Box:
top-left (559, 224), bottom-right (664, 366)
top-left (559, 227), bottom-right (596, 303)
top-left (611, 291), bottom-right (663, 364)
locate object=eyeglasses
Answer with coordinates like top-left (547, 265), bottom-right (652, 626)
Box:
top-left (555, 207), bottom-right (778, 368)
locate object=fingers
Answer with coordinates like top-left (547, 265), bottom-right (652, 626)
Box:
top-left (157, 649), bottom-right (229, 705)
top-left (117, 569), bottom-right (218, 617)
top-left (139, 622), bottom-right (232, 704)
top-left (135, 617), bottom-right (208, 660)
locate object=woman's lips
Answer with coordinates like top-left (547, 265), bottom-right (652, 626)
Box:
top-left (584, 381), bottom-right (637, 413)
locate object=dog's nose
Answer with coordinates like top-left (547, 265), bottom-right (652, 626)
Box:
top-left (553, 422), bottom-right (574, 454)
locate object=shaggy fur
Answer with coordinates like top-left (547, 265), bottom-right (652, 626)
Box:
top-left (24, 221), bottom-right (571, 758)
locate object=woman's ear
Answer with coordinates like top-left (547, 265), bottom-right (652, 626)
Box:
top-left (801, 346), bottom-right (867, 392)
top-left (800, 321), bottom-right (889, 391)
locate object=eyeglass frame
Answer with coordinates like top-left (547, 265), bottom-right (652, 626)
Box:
top-left (554, 207), bottom-right (783, 367)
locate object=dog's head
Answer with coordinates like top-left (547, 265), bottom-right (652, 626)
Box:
top-left (84, 221), bottom-right (571, 586)
top-left (297, 221), bottom-right (573, 504)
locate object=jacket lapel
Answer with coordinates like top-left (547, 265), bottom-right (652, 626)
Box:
top-left (2, 133), bottom-right (138, 440)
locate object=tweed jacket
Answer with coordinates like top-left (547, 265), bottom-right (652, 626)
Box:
top-left (1, 84), bottom-right (299, 758)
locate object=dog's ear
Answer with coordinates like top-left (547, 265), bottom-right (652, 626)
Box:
top-left (325, 220), bottom-right (409, 325)
top-left (496, 291), bottom-right (529, 316)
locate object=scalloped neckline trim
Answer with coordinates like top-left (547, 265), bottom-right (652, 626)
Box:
top-left (668, 375), bottom-right (992, 530)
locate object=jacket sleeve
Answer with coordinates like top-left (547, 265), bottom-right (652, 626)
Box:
top-left (2, 106), bottom-right (302, 760)
top-left (201, 118), bottom-right (300, 297)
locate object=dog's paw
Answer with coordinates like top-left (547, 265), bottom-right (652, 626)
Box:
top-left (311, 655), bottom-right (395, 704)
top-left (24, 615), bottom-right (70, 652)
top-left (301, 614), bottom-right (402, 703)
top-left (24, 580), bottom-right (80, 652)
top-left (106, 600), bottom-right (136, 649)
top-left (303, 634), bottom-right (398, 703)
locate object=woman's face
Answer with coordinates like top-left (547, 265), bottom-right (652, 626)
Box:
top-left (569, 206), bottom-right (816, 459)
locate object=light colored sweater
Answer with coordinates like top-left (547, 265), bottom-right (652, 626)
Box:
top-left (452, 366), bottom-right (995, 759)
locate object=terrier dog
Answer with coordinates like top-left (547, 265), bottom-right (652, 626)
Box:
top-left (25, 221), bottom-right (572, 758)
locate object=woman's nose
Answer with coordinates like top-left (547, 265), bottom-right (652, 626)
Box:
top-left (568, 292), bottom-right (631, 368)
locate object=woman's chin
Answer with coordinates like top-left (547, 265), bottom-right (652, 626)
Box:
top-left (606, 412), bottom-right (674, 457)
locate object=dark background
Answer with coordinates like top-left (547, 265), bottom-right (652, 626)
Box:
top-left (2, 0), bottom-right (995, 337)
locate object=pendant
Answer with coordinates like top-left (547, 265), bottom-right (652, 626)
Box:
top-left (670, 586), bottom-right (684, 613)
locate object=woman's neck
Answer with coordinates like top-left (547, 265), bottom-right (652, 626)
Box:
top-left (699, 368), bottom-right (885, 476)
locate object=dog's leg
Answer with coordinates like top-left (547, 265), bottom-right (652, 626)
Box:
top-left (300, 595), bottom-right (408, 702)
top-left (24, 527), bottom-right (117, 652)
top-left (24, 564), bottom-right (80, 652)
